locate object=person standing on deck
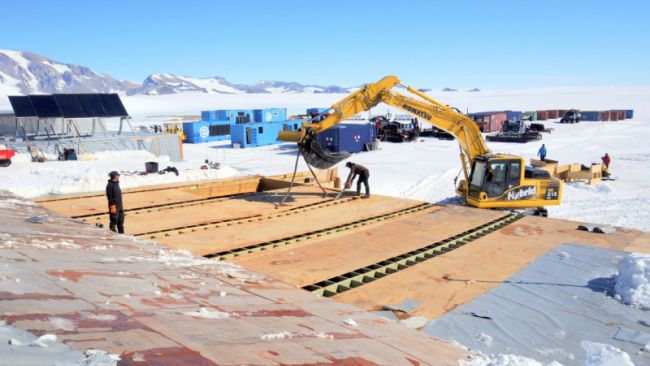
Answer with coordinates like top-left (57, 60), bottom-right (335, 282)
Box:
top-left (106, 171), bottom-right (124, 234)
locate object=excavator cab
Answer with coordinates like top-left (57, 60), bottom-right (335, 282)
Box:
top-left (465, 155), bottom-right (558, 213)
top-left (468, 157), bottom-right (526, 199)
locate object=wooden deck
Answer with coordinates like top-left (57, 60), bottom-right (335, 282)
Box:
top-left (38, 172), bottom-right (650, 332)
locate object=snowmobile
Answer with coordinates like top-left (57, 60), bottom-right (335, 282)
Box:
top-left (485, 120), bottom-right (542, 143)
top-left (560, 109), bottom-right (580, 123)
top-left (601, 166), bottom-right (615, 181)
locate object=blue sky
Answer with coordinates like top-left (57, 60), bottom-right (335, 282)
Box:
top-left (2, 1), bottom-right (648, 88)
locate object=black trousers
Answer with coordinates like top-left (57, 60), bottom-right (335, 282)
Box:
top-left (356, 172), bottom-right (370, 196)
top-left (109, 210), bottom-right (125, 234)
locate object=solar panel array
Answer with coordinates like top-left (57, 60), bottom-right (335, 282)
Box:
top-left (8, 96), bottom-right (36, 117)
top-left (7, 94), bottom-right (129, 118)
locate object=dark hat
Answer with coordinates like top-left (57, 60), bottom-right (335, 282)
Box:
top-left (345, 162), bottom-right (353, 168)
top-left (108, 171), bottom-right (120, 178)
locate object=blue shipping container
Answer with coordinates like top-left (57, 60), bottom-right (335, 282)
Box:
top-left (253, 108), bottom-right (287, 123)
top-left (225, 109), bottom-right (255, 124)
top-left (317, 123), bottom-right (376, 154)
top-left (183, 120), bottom-right (231, 143)
top-left (282, 119), bottom-right (307, 131)
top-left (306, 107), bottom-right (328, 115)
top-left (625, 110), bottom-right (634, 119)
top-left (201, 110), bottom-right (228, 121)
top-left (505, 110), bottom-right (522, 121)
top-left (230, 122), bottom-right (285, 148)
top-left (580, 111), bottom-right (600, 121)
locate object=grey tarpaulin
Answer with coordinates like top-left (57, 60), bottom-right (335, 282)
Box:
top-left (423, 243), bottom-right (649, 366)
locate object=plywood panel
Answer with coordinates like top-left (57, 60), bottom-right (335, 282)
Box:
top-left (235, 205), bottom-right (502, 287)
top-left (157, 195), bottom-right (421, 256)
top-left (91, 186), bottom-right (333, 235)
top-left (333, 214), bottom-right (650, 319)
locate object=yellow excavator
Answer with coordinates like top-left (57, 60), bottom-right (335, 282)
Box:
top-left (279, 75), bottom-right (562, 216)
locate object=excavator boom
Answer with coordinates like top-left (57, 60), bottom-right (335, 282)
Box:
top-left (279, 75), bottom-right (489, 182)
top-left (279, 75), bottom-right (562, 212)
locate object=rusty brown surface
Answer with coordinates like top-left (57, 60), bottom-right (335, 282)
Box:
top-left (0, 191), bottom-right (467, 366)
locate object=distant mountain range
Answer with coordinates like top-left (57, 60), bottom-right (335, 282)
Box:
top-left (0, 49), bottom-right (354, 96)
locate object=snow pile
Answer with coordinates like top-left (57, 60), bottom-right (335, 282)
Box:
top-left (614, 253), bottom-right (650, 309)
top-left (260, 331), bottom-right (292, 340)
top-left (259, 331), bottom-right (334, 340)
top-left (1, 150), bottom-right (239, 199)
top-left (81, 349), bottom-right (121, 366)
top-left (461, 352), bottom-right (561, 366)
top-left (31, 334), bottom-right (58, 348)
top-left (580, 341), bottom-right (634, 366)
top-left (182, 307), bottom-right (230, 319)
top-left (0, 321), bottom-right (119, 366)
top-left (475, 333), bottom-right (494, 347)
top-left (101, 247), bottom-right (240, 269)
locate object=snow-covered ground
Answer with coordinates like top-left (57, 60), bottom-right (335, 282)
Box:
top-left (1, 86), bottom-right (649, 232)
top-left (614, 252), bottom-right (650, 309)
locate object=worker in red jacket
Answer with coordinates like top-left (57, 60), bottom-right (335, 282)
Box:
top-left (601, 153), bottom-right (611, 168)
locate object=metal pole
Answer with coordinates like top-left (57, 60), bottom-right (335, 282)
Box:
top-left (305, 157), bottom-right (328, 197)
top-left (275, 148), bottom-right (301, 208)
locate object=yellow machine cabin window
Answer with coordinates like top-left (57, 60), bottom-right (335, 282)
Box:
top-left (485, 162), bottom-right (507, 197)
top-left (470, 160), bottom-right (487, 188)
top-left (507, 162), bottom-right (521, 189)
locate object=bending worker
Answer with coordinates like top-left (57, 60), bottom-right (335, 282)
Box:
top-left (106, 171), bottom-right (125, 234)
top-left (345, 161), bottom-right (370, 198)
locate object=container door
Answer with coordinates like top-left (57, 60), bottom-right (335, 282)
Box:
top-left (246, 127), bottom-right (252, 146)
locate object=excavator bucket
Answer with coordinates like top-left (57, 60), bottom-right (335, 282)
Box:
top-left (301, 137), bottom-right (350, 170)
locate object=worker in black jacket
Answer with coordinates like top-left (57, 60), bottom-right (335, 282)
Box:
top-left (106, 171), bottom-right (124, 234)
top-left (345, 162), bottom-right (370, 198)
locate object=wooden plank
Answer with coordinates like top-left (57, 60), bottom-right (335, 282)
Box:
top-left (87, 186), bottom-right (333, 235)
top-left (39, 176), bottom-right (263, 217)
top-left (234, 205), bottom-right (502, 287)
top-left (39, 169), bottom-right (339, 217)
top-left (156, 195), bottom-right (421, 257)
top-left (333, 213), bottom-right (650, 319)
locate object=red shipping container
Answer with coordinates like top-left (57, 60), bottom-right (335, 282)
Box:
top-left (600, 111), bottom-right (610, 121)
top-left (547, 110), bottom-right (560, 119)
top-left (611, 110), bottom-right (626, 120)
top-left (557, 109), bottom-right (568, 117)
top-left (536, 110), bottom-right (548, 120)
top-left (472, 112), bottom-right (506, 132)
top-left (609, 111), bottom-right (619, 121)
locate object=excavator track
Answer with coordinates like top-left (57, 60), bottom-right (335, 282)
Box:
top-left (302, 212), bottom-right (523, 297)
top-left (207, 202), bottom-right (436, 261)
top-left (137, 196), bottom-right (358, 240)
